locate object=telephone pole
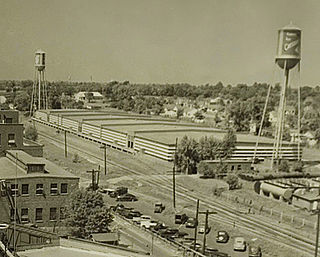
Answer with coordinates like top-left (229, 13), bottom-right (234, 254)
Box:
top-left (172, 138), bottom-right (178, 209)
top-left (193, 199), bottom-right (200, 254)
top-left (86, 169), bottom-right (100, 191)
top-left (64, 130), bottom-right (67, 158)
top-left (198, 210), bottom-right (217, 254)
top-left (100, 144), bottom-right (107, 175)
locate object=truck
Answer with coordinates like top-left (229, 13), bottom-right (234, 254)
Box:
top-left (154, 202), bottom-right (165, 213)
top-left (109, 186), bottom-right (128, 198)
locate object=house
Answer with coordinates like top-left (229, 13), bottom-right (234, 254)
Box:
top-left (0, 150), bottom-right (79, 226)
top-left (74, 92), bottom-right (104, 102)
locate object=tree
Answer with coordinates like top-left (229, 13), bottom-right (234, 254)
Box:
top-left (278, 160), bottom-right (290, 173)
top-left (219, 129), bottom-right (237, 159)
top-left (14, 92), bottom-right (31, 111)
top-left (194, 110), bottom-right (205, 120)
top-left (175, 136), bottom-right (199, 174)
top-left (24, 125), bottom-right (38, 141)
top-left (225, 174), bottom-right (240, 190)
top-left (65, 189), bottom-right (113, 239)
top-left (291, 161), bottom-right (304, 172)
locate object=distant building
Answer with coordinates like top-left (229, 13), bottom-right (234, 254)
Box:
top-left (0, 150), bottom-right (79, 227)
top-left (201, 159), bottom-right (253, 173)
top-left (74, 92), bottom-right (103, 102)
top-left (0, 110), bottom-right (43, 157)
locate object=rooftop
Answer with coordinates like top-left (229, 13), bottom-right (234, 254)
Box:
top-left (0, 151), bottom-right (78, 180)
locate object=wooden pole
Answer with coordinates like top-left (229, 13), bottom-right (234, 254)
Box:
top-left (104, 145), bottom-right (107, 175)
top-left (173, 138), bottom-right (178, 209)
top-left (193, 199), bottom-right (200, 254)
top-left (315, 206), bottom-right (320, 257)
top-left (64, 130), bottom-right (67, 158)
top-left (202, 210), bottom-right (209, 254)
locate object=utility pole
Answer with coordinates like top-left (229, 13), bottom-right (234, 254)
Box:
top-left (86, 169), bottom-right (100, 191)
top-left (315, 203), bottom-right (320, 257)
top-left (193, 199), bottom-right (200, 255)
top-left (100, 144), bottom-right (107, 175)
top-left (64, 130), bottom-right (67, 158)
top-left (198, 210), bottom-right (217, 255)
top-left (173, 138), bottom-right (178, 209)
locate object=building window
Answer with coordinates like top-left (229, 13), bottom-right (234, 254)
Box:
top-left (10, 184), bottom-right (18, 196)
top-left (237, 164), bottom-right (242, 171)
top-left (21, 184), bottom-right (29, 195)
top-left (50, 208), bottom-right (57, 221)
top-left (60, 207), bottom-right (66, 220)
top-left (0, 134), bottom-right (1, 146)
top-left (8, 133), bottom-right (16, 147)
top-left (5, 118), bottom-right (13, 123)
top-left (50, 183), bottom-right (58, 195)
top-left (36, 184), bottom-right (43, 195)
top-left (61, 183), bottom-right (68, 194)
top-left (231, 165), bottom-right (235, 171)
top-left (35, 208), bottom-right (43, 222)
top-left (21, 208), bottom-right (29, 223)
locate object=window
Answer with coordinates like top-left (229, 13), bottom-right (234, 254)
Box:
top-left (231, 165), bottom-right (235, 171)
top-left (61, 183), bottom-right (68, 194)
top-left (21, 208), bottom-right (29, 223)
top-left (50, 208), bottom-right (57, 221)
top-left (60, 207), bottom-right (66, 220)
top-left (21, 184), bottom-right (29, 195)
top-left (0, 134), bottom-right (1, 146)
top-left (8, 133), bottom-right (16, 146)
top-left (36, 184), bottom-right (43, 195)
top-left (35, 208), bottom-right (43, 222)
top-left (10, 184), bottom-right (18, 196)
top-left (237, 164), bottom-right (242, 171)
top-left (5, 118), bottom-right (13, 123)
top-left (50, 183), bottom-right (58, 195)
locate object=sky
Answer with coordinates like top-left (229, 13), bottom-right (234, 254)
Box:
top-left (0, 0), bottom-right (319, 86)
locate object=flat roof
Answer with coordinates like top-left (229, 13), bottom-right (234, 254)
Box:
top-left (18, 246), bottom-right (124, 257)
top-left (7, 150), bottom-right (44, 165)
top-left (0, 154), bottom-right (78, 180)
top-left (42, 110), bottom-right (291, 146)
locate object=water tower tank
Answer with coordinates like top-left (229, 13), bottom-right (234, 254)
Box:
top-left (35, 50), bottom-right (46, 71)
top-left (275, 23), bottom-right (301, 70)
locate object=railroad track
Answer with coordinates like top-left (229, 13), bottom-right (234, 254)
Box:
top-left (38, 129), bottom-right (315, 256)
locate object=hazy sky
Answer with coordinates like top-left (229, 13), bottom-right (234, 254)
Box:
top-left (1, 0), bottom-right (319, 86)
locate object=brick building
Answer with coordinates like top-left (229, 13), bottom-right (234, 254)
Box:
top-left (0, 150), bottom-right (79, 227)
top-left (0, 110), bottom-right (43, 157)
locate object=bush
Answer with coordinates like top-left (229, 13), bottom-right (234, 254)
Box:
top-left (278, 160), bottom-right (290, 173)
top-left (198, 162), bottom-right (215, 178)
top-left (291, 161), bottom-right (304, 172)
top-left (24, 125), bottom-right (38, 141)
top-left (225, 174), bottom-right (241, 190)
top-left (72, 153), bottom-right (80, 163)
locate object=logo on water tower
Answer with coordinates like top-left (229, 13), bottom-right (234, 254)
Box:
top-left (282, 31), bottom-right (300, 56)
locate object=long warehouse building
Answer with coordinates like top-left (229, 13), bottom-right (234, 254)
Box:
top-left (33, 110), bottom-right (301, 161)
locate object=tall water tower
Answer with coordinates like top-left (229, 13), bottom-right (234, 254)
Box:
top-left (30, 49), bottom-right (48, 114)
top-left (272, 23), bottom-right (302, 165)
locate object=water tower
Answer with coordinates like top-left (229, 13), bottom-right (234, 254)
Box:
top-left (272, 23), bottom-right (302, 165)
top-left (30, 49), bottom-right (48, 114)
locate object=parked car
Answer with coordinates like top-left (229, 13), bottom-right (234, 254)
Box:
top-left (151, 222), bottom-right (168, 233)
top-left (116, 193), bottom-right (138, 202)
top-left (185, 217), bottom-right (197, 228)
top-left (129, 210), bottom-right (142, 218)
top-left (216, 231), bottom-right (229, 243)
top-left (110, 186), bottom-right (128, 198)
top-left (141, 220), bottom-right (158, 229)
top-left (233, 237), bottom-right (246, 251)
top-left (175, 213), bottom-right (188, 224)
top-left (159, 228), bottom-right (179, 239)
top-left (248, 245), bottom-right (262, 257)
top-left (133, 215), bottom-right (151, 224)
top-left (154, 202), bottom-right (165, 213)
top-left (198, 223), bottom-right (211, 234)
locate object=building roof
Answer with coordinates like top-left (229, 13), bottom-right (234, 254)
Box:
top-left (7, 150), bottom-right (44, 165)
top-left (0, 151), bottom-right (78, 180)
top-left (91, 233), bottom-right (118, 242)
